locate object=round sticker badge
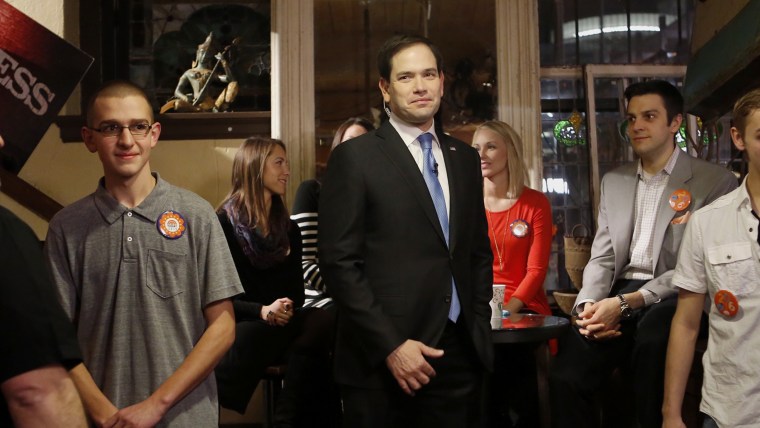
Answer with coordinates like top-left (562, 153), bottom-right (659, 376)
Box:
top-left (510, 219), bottom-right (529, 238)
top-left (714, 289), bottom-right (739, 318)
top-left (669, 189), bottom-right (692, 211)
top-left (157, 210), bottom-right (187, 239)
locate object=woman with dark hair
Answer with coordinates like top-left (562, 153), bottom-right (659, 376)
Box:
top-left (291, 117), bottom-right (374, 308)
top-left (472, 121), bottom-right (553, 428)
top-left (329, 117), bottom-right (374, 151)
top-left (215, 137), bottom-right (333, 427)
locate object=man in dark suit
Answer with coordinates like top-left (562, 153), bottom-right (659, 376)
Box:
top-left (319, 35), bottom-right (494, 428)
top-left (0, 134), bottom-right (87, 427)
top-left (549, 80), bottom-right (738, 428)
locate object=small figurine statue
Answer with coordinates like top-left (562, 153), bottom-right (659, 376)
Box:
top-left (161, 32), bottom-right (239, 113)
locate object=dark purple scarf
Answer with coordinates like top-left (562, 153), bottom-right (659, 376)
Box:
top-left (222, 200), bottom-right (288, 269)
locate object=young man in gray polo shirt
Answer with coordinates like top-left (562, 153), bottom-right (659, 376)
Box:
top-left (44, 80), bottom-right (243, 427)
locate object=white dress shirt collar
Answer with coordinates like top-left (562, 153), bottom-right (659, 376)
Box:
top-left (636, 145), bottom-right (681, 179)
top-left (388, 113), bottom-right (440, 148)
top-left (387, 113), bottom-right (450, 215)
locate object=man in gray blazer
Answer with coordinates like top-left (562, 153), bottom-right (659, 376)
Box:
top-left (549, 80), bottom-right (737, 428)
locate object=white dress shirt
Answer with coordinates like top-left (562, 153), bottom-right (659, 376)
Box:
top-left (623, 148), bottom-right (681, 305)
top-left (388, 114), bottom-right (450, 216)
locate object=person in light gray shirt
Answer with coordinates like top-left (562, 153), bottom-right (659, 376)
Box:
top-left (45, 80), bottom-right (243, 427)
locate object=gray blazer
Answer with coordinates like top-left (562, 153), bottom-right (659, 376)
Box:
top-left (575, 151), bottom-right (738, 309)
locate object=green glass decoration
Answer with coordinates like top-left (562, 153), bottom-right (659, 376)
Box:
top-left (554, 110), bottom-right (586, 147)
top-left (676, 123), bottom-right (687, 149)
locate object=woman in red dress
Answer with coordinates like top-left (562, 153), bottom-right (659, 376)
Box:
top-left (473, 120), bottom-right (553, 428)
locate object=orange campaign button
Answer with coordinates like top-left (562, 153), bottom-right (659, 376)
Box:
top-left (157, 210), bottom-right (187, 240)
top-left (669, 189), bottom-right (692, 211)
top-left (715, 290), bottom-right (739, 318)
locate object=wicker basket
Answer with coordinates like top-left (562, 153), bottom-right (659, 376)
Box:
top-left (564, 224), bottom-right (592, 291)
top-left (553, 290), bottom-right (579, 316)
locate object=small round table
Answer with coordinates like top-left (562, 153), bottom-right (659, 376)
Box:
top-left (491, 313), bottom-right (570, 343)
top-left (490, 313), bottom-right (570, 428)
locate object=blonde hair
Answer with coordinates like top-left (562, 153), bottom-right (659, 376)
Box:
top-left (733, 88), bottom-right (760, 138)
top-left (220, 137), bottom-right (288, 237)
top-left (474, 120), bottom-right (527, 198)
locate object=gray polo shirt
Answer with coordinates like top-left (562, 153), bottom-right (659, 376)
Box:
top-left (45, 174), bottom-right (243, 427)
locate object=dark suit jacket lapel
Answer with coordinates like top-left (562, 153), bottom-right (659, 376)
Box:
top-left (439, 135), bottom-right (459, 254)
top-left (374, 122), bottom-right (448, 246)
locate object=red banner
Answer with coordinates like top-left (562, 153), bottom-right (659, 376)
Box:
top-left (0, 0), bottom-right (93, 173)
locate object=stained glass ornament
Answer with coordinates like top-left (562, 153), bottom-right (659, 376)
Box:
top-left (676, 123), bottom-right (687, 149)
top-left (568, 110), bottom-right (583, 133)
top-left (554, 119), bottom-right (586, 147)
top-left (619, 119), bottom-right (629, 143)
top-left (554, 109), bottom-right (586, 147)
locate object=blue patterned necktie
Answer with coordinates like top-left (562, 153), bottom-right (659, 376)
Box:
top-left (419, 132), bottom-right (460, 322)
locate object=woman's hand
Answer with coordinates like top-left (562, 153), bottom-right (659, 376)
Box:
top-left (503, 297), bottom-right (524, 315)
top-left (261, 298), bottom-right (295, 326)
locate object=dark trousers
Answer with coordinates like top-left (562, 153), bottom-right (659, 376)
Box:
top-left (216, 307), bottom-right (334, 414)
top-left (488, 342), bottom-right (541, 428)
top-left (488, 309), bottom-right (541, 428)
top-left (341, 321), bottom-right (484, 428)
top-left (549, 279), bottom-right (677, 428)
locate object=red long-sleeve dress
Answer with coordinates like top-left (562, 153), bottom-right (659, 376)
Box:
top-left (486, 187), bottom-right (553, 316)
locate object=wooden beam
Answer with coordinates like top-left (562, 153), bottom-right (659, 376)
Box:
top-left (0, 168), bottom-right (62, 221)
top-left (56, 112), bottom-right (272, 142)
top-left (271, 0), bottom-right (316, 207)
top-left (496, 0), bottom-right (543, 190)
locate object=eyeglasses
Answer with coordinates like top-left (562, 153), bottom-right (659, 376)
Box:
top-left (88, 123), bottom-right (153, 138)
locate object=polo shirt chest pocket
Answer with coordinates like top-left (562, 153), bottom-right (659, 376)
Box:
top-left (707, 242), bottom-right (758, 296)
top-left (146, 249), bottom-right (188, 298)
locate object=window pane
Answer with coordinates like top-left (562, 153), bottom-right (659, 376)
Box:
top-left (541, 75), bottom-right (592, 292)
top-left (539, 0), bottom-right (693, 67)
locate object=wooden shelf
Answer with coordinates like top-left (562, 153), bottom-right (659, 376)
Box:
top-left (56, 111), bottom-right (271, 142)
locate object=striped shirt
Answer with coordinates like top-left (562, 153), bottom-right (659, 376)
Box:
top-left (291, 179), bottom-right (333, 308)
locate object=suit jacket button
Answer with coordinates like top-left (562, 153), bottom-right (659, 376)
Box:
top-left (444, 295), bottom-right (452, 303)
